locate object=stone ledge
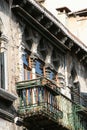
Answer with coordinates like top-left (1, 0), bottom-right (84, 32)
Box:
top-left (0, 108), bottom-right (14, 122)
top-left (0, 88), bottom-right (17, 102)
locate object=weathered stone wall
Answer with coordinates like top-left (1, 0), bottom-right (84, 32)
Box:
top-left (0, 0), bottom-right (22, 93)
top-left (0, 118), bottom-right (23, 130)
top-left (0, 0), bottom-right (23, 130)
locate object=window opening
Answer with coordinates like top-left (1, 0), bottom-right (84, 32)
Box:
top-left (37, 38), bottom-right (47, 60)
top-left (52, 49), bottom-right (60, 70)
top-left (71, 82), bottom-right (80, 104)
top-left (49, 71), bottom-right (54, 80)
top-left (70, 67), bottom-right (80, 104)
top-left (22, 51), bottom-right (31, 80)
top-left (35, 60), bottom-right (43, 76)
top-left (22, 53), bottom-right (28, 66)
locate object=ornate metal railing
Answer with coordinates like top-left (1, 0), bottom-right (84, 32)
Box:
top-left (67, 103), bottom-right (87, 130)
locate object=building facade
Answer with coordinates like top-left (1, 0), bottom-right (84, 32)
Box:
top-left (0, 0), bottom-right (87, 130)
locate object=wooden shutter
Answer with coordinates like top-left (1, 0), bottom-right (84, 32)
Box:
top-left (81, 94), bottom-right (87, 107)
top-left (71, 82), bottom-right (80, 104)
top-left (0, 52), bottom-right (5, 89)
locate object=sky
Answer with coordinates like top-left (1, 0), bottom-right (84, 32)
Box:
top-left (57, 0), bottom-right (87, 11)
top-left (45, 0), bottom-right (87, 12)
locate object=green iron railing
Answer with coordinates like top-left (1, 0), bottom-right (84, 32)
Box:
top-left (75, 104), bottom-right (87, 130)
top-left (75, 104), bottom-right (87, 114)
top-left (68, 104), bottom-right (87, 130)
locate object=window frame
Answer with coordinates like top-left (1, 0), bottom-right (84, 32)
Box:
top-left (23, 52), bottom-right (32, 80)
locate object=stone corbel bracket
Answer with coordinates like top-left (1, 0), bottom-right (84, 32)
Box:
top-left (0, 88), bottom-right (17, 122)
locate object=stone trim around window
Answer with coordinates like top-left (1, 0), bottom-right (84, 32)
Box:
top-left (0, 88), bottom-right (17, 102)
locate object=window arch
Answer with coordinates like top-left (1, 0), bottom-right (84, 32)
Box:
top-left (51, 48), bottom-right (60, 70)
top-left (23, 26), bottom-right (33, 51)
top-left (37, 38), bottom-right (47, 60)
top-left (70, 66), bottom-right (80, 104)
top-left (71, 67), bottom-right (78, 83)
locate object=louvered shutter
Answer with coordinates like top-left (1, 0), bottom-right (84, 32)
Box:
top-left (81, 94), bottom-right (87, 107)
top-left (71, 82), bottom-right (80, 104)
top-left (0, 52), bottom-right (5, 89)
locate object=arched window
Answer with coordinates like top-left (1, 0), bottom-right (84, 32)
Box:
top-left (23, 26), bottom-right (33, 51)
top-left (52, 48), bottom-right (60, 70)
top-left (37, 38), bottom-right (47, 60)
top-left (70, 67), bottom-right (80, 104)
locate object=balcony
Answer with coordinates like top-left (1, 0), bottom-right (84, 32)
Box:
top-left (18, 102), bottom-right (63, 129)
top-left (68, 104), bottom-right (87, 130)
top-left (16, 77), bottom-right (87, 130)
top-left (16, 77), bottom-right (63, 129)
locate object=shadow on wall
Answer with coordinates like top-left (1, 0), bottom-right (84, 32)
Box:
top-left (81, 92), bottom-right (87, 107)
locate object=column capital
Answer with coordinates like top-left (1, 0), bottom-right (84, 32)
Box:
top-left (0, 34), bottom-right (8, 52)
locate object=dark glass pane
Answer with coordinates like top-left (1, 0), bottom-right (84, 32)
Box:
top-left (0, 52), bottom-right (5, 89)
top-left (49, 71), bottom-right (54, 80)
top-left (35, 60), bottom-right (42, 75)
top-left (22, 53), bottom-right (28, 66)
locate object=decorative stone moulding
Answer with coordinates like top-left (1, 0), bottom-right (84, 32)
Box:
top-left (0, 88), bottom-right (17, 122)
top-left (0, 88), bottom-right (17, 102)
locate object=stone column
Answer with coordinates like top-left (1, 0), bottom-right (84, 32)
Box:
top-left (31, 30), bottom-right (41, 54)
top-left (31, 56), bottom-right (36, 104)
top-left (45, 67), bottom-right (50, 79)
top-left (58, 72), bottom-right (65, 88)
top-left (31, 56), bottom-right (36, 79)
